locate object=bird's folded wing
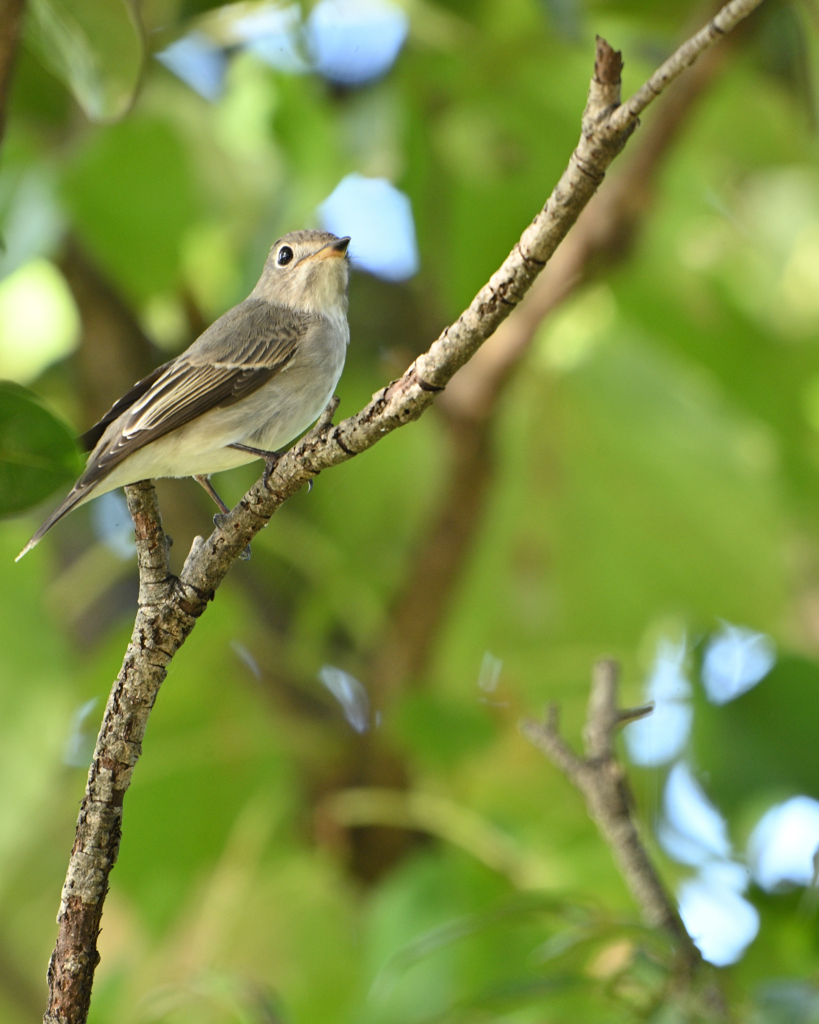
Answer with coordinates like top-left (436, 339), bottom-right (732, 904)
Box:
top-left (81, 300), bottom-right (309, 485)
top-left (79, 360), bottom-right (173, 452)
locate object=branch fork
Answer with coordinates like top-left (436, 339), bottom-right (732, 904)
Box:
top-left (520, 659), bottom-right (699, 973)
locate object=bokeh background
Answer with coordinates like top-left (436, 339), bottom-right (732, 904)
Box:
top-left (1, 0), bottom-right (819, 1020)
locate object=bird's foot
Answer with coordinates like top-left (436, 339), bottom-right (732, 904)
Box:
top-left (262, 454), bottom-right (281, 491)
top-left (228, 442), bottom-right (284, 493)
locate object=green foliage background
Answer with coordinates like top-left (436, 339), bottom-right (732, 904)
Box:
top-left (1, 0), bottom-right (819, 1021)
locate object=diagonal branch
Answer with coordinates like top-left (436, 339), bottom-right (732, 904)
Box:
top-left (368, 6), bottom-right (735, 698)
top-left (520, 660), bottom-right (698, 971)
top-left (185, 1), bottom-right (764, 596)
top-left (43, 2), bottom-right (766, 1019)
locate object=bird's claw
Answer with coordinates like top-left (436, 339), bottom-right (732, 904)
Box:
top-left (262, 455), bottom-right (281, 491)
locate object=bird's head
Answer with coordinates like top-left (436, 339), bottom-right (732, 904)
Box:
top-left (252, 230), bottom-right (351, 317)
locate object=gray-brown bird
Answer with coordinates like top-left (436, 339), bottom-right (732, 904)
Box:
top-left (17, 230), bottom-right (351, 561)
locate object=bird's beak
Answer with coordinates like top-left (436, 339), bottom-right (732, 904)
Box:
top-left (310, 236), bottom-right (351, 261)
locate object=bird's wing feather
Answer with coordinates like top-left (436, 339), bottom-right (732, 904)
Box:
top-left (79, 360), bottom-right (173, 452)
top-left (81, 300), bottom-right (309, 486)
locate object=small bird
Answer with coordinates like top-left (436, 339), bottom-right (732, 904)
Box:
top-left (16, 229), bottom-right (351, 561)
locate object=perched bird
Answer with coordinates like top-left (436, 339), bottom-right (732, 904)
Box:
top-left (16, 229), bottom-right (351, 561)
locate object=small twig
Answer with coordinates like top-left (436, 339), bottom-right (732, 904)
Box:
top-left (610, 0), bottom-right (761, 129)
top-left (520, 659), bottom-right (700, 973)
top-left (315, 394), bottom-right (341, 431)
top-left (618, 703), bottom-right (654, 726)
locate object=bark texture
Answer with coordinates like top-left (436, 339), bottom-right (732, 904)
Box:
top-left (44, 483), bottom-right (176, 1024)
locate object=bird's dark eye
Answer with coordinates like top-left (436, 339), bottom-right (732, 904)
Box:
top-left (276, 245), bottom-right (294, 267)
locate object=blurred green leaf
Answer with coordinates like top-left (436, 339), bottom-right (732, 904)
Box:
top-left (394, 691), bottom-right (495, 769)
top-left (0, 381), bottom-right (80, 517)
top-left (62, 117), bottom-right (199, 300)
top-left (25, 0), bottom-right (144, 122)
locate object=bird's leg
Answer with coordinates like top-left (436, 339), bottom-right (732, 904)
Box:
top-left (228, 398), bottom-right (340, 494)
top-left (194, 474), bottom-right (230, 515)
top-left (193, 474), bottom-right (251, 560)
top-left (228, 443), bottom-right (284, 491)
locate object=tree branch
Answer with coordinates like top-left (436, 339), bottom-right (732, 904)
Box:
top-left (44, 482), bottom-right (171, 1024)
top-left (368, 6), bottom-right (735, 698)
top-left (520, 659), bottom-right (698, 972)
top-left (183, 1), bottom-right (764, 595)
top-left (43, 2), bottom-right (766, 1018)
top-left (610, 0), bottom-right (757, 128)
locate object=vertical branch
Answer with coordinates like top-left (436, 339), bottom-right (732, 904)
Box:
top-left (44, 482), bottom-right (175, 1024)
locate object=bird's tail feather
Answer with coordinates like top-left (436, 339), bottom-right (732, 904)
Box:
top-left (15, 483), bottom-right (94, 562)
